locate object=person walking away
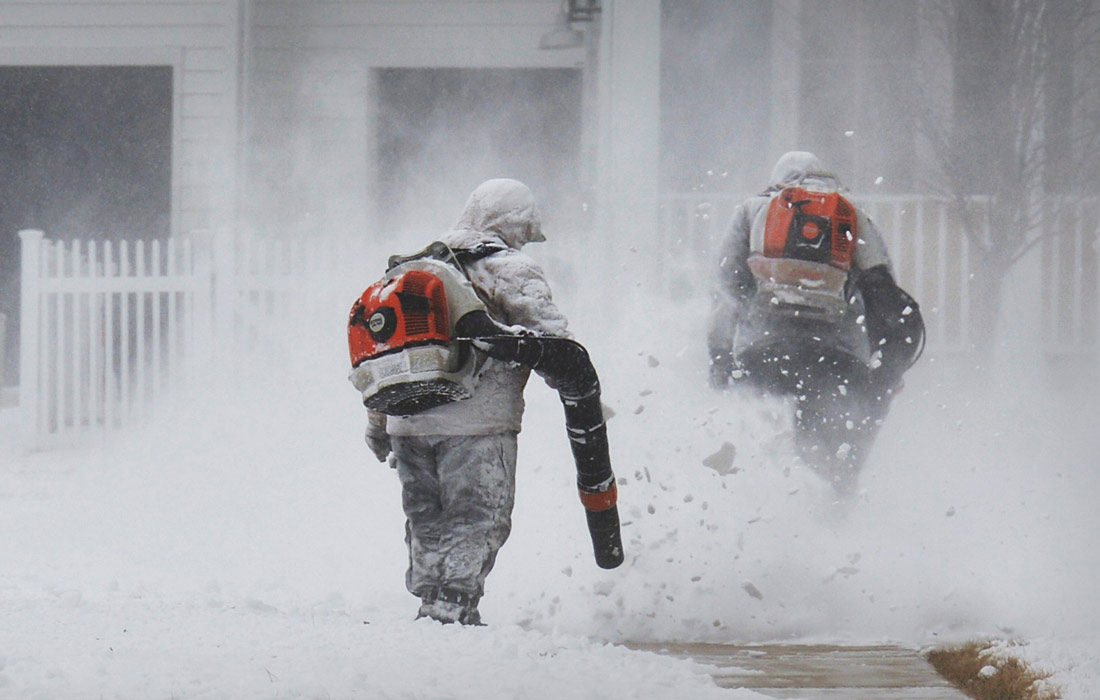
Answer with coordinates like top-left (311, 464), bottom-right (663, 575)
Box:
top-left (707, 152), bottom-right (923, 494)
top-left (363, 178), bottom-right (571, 624)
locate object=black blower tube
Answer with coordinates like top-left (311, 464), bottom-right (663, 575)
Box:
top-left (456, 312), bottom-right (625, 569)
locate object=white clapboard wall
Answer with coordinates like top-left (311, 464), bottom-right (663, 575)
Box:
top-left (0, 0), bottom-right (244, 234)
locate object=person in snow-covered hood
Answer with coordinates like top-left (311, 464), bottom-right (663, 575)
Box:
top-left (707, 151), bottom-right (923, 493)
top-left (365, 178), bottom-right (569, 625)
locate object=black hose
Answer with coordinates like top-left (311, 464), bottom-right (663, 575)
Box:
top-left (857, 265), bottom-right (927, 385)
top-left (455, 312), bottom-right (624, 569)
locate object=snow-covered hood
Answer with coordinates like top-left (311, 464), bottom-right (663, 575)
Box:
top-left (452, 178), bottom-right (545, 250)
top-left (769, 151), bottom-right (834, 190)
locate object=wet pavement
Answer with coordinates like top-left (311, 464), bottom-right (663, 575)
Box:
top-left (629, 643), bottom-right (969, 699)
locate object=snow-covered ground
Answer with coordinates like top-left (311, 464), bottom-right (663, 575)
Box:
top-left (2, 247), bottom-right (1098, 698)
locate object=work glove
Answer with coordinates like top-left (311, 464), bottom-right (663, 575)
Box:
top-left (365, 410), bottom-right (391, 463)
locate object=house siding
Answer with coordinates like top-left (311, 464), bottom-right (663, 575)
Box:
top-left (251, 0), bottom-right (576, 66)
top-left (0, 0), bottom-right (243, 235)
top-left (243, 0), bottom-right (584, 237)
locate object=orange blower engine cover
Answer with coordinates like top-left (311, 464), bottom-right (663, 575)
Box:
top-left (763, 186), bottom-right (858, 271)
top-left (348, 267), bottom-right (478, 416)
top-left (348, 269), bottom-right (450, 367)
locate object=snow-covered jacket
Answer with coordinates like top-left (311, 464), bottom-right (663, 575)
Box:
top-left (387, 179), bottom-right (569, 437)
top-left (707, 152), bottom-right (893, 365)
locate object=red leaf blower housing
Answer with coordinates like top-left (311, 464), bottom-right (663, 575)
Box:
top-left (348, 242), bottom-right (624, 569)
top-left (762, 186), bottom-right (857, 271)
top-left (746, 184), bottom-right (925, 384)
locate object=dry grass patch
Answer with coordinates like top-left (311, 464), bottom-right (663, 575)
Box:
top-left (927, 640), bottom-right (1060, 700)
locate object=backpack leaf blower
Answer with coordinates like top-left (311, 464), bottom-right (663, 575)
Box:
top-left (348, 242), bottom-right (624, 569)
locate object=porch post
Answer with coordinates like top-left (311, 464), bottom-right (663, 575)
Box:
top-left (769, 0), bottom-right (802, 160)
top-left (596, 0), bottom-right (661, 263)
top-left (19, 229), bottom-right (44, 449)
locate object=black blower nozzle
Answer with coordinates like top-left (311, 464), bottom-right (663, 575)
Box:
top-left (456, 312), bottom-right (624, 569)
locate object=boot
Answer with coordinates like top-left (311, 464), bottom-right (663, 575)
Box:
top-left (415, 586), bottom-right (483, 626)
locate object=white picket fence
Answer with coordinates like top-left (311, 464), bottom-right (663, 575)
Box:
top-left (16, 194), bottom-right (1098, 448)
top-left (18, 230), bottom-right (206, 448)
top-left (658, 192), bottom-right (1100, 360)
top-left (17, 228), bottom-right (365, 449)
top-left (658, 193), bottom-right (982, 353)
top-left (1041, 197), bottom-right (1100, 359)
top-left (860, 194), bottom-right (977, 356)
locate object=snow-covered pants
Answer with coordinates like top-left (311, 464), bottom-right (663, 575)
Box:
top-left (791, 375), bottom-right (886, 493)
top-left (740, 344), bottom-right (888, 492)
top-left (391, 433), bottom-right (518, 601)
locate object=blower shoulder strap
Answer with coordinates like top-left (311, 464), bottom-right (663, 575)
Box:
top-left (451, 243), bottom-right (508, 268)
top-left (382, 240), bottom-right (507, 323)
top-left (447, 243), bottom-right (509, 319)
top-left (386, 241), bottom-right (506, 276)
top-left (386, 240), bottom-right (456, 272)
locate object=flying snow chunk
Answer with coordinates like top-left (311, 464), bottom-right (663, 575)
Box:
top-left (742, 581), bottom-right (764, 600)
top-left (702, 442), bottom-right (738, 475)
top-left (835, 443), bottom-right (852, 459)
